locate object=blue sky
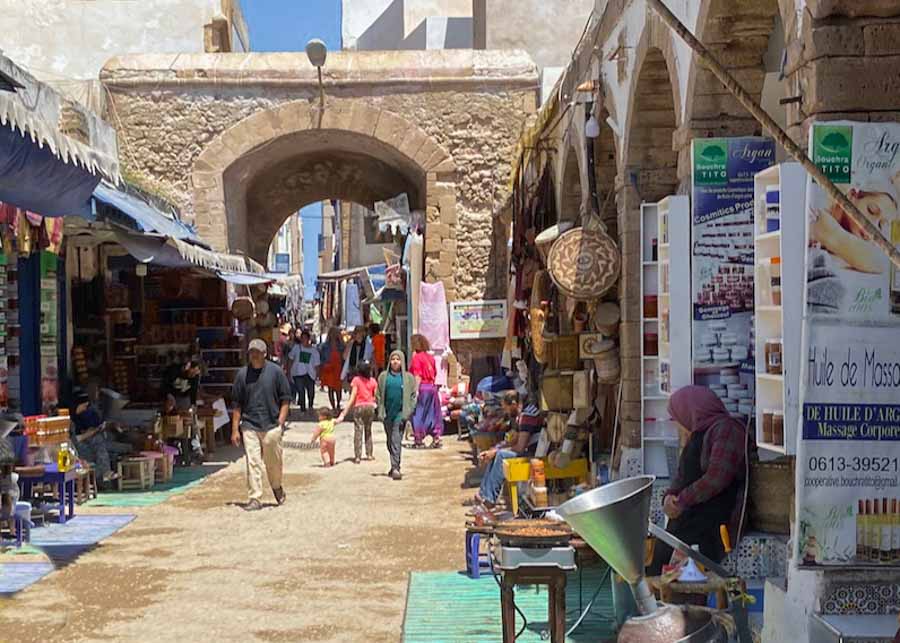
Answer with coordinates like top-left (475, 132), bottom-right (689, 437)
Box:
top-left (242, 0), bottom-right (342, 298)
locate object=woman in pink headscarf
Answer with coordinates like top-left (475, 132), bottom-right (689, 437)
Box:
top-left (648, 385), bottom-right (750, 574)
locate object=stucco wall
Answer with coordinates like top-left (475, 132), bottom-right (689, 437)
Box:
top-left (0, 0), bottom-right (244, 82)
top-left (483, 0), bottom-right (597, 71)
top-left (342, 0), bottom-right (472, 50)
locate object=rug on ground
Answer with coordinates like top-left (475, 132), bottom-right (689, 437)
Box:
top-left (0, 514), bottom-right (135, 594)
top-left (403, 566), bottom-right (615, 642)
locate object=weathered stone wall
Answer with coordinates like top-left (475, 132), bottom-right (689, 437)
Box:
top-left (101, 50), bottom-right (537, 305)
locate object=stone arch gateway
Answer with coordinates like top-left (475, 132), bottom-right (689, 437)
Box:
top-left (190, 100), bottom-right (454, 262)
top-left (100, 50), bottom-right (539, 305)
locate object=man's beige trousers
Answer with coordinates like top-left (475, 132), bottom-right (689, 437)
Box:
top-left (243, 426), bottom-right (283, 501)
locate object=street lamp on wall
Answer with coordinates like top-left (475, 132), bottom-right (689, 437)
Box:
top-left (306, 39), bottom-right (328, 120)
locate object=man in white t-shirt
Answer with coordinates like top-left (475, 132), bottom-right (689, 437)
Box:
top-left (287, 330), bottom-right (320, 413)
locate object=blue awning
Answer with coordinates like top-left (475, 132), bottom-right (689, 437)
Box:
top-left (93, 181), bottom-right (200, 242)
top-left (0, 125), bottom-right (100, 217)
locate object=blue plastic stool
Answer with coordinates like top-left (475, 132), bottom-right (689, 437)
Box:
top-left (466, 529), bottom-right (492, 579)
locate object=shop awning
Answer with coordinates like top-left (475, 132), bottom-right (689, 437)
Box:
top-left (93, 181), bottom-right (200, 242)
top-left (317, 264), bottom-right (384, 283)
top-left (0, 125), bottom-right (101, 217)
top-left (112, 229), bottom-right (262, 277)
top-left (0, 53), bottom-right (119, 215)
top-left (215, 271), bottom-right (276, 286)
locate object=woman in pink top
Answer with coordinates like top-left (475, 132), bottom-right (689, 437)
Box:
top-left (337, 361), bottom-right (377, 463)
top-left (409, 334), bottom-right (443, 448)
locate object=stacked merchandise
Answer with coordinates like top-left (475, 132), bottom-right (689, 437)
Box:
top-left (39, 252), bottom-right (59, 410)
top-left (6, 254), bottom-right (19, 410)
top-left (0, 253), bottom-right (7, 409)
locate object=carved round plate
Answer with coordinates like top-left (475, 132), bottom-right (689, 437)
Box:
top-left (547, 227), bottom-right (621, 300)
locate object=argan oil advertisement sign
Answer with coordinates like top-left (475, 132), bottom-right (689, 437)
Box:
top-left (796, 122), bottom-right (900, 568)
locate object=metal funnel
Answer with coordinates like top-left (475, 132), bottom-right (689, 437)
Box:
top-left (557, 475), bottom-right (657, 614)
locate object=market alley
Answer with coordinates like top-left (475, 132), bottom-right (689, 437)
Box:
top-left (0, 399), bottom-right (472, 643)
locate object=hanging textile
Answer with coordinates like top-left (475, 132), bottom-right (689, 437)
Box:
top-left (345, 281), bottom-right (363, 328)
top-left (419, 281), bottom-right (450, 350)
top-left (405, 232), bottom-right (424, 335)
top-left (433, 348), bottom-right (451, 387)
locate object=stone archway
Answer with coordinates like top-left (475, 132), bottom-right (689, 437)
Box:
top-left (190, 99), bottom-right (459, 290)
top-left (616, 19), bottom-right (682, 450)
top-left (559, 143), bottom-right (583, 222)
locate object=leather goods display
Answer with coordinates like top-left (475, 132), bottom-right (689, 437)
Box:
top-left (579, 333), bottom-right (615, 359)
top-left (540, 371), bottom-right (574, 411)
top-left (572, 370), bottom-right (591, 409)
top-left (545, 334), bottom-right (580, 370)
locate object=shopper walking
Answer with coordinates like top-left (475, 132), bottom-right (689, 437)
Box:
top-left (376, 350), bottom-right (417, 480)
top-left (287, 330), bottom-right (320, 413)
top-left (318, 326), bottom-right (345, 412)
top-left (409, 334), bottom-right (443, 448)
top-left (336, 361), bottom-right (377, 464)
top-left (341, 325), bottom-right (373, 386)
top-left (231, 339), bottom-right (292, 511)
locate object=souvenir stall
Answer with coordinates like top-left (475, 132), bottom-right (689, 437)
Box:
top-left (489, 146), bottom-right (623, 513)
top-left (0, 51), bottom-right (122, 530)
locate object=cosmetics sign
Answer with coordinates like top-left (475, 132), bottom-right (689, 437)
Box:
top-left (691, 138), bottom-right (775, 415)
top-left (795, 317), bottom-right (900, 567)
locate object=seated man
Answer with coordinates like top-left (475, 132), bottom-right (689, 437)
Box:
top-left (474, 391), bottom-right (544, 508)
top-left (71, 389), bottom-right (133, 486)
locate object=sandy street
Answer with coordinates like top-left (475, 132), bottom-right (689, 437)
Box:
top-left (0, 401), bottom-right (474, 642)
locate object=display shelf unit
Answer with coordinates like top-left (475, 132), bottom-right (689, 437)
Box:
top-left (640, 196), bottom-right (690, 478)
top-left (753, 163), bottom-right (806, 458)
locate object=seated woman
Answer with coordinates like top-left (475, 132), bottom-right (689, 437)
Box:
top-left (473, 391), bottom-right (544, 508)
top-left (648, 385), bottom-right (749, 574)
top-left (71, 389), bottom-right (133, 486)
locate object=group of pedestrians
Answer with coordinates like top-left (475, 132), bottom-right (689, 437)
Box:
top-left (229, 325), bottom-right (443, 509)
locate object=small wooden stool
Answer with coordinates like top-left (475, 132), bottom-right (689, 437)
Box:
top-left (75, 466), bottom-right (98, 504)
top-left (139, 451), bottom-right (172, 483)
top-left (118, 457), bottom-right (155, 491)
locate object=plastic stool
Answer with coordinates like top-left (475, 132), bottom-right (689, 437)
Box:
top-left (14, 501), bottom-right (33, 546)
top-left (466, 530), bottom-right (492, 579)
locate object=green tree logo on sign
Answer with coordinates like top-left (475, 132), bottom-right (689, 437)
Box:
top-left (813, 125), bottom-right (852, 183)
top-left (693, 139), bottom-right (728, 186)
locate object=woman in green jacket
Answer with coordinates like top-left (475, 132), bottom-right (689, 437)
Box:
top-left (376, 350), bottom-right (418, 480)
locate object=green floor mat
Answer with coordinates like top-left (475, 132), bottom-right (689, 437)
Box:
top-left (85, 464), bottom-right (224, 507)
top-left (403, 566), bottom-right (616, 642)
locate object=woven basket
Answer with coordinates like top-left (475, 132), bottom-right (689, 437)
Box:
top-left (591, 302), bottom-right (621, 336)
top-left (547, 227), bottom-right (621, 301)
top-left (748, 457), bottom-right (794, 534)
top-left (594, 348), bottom-right (620, 383)
top-left (530, 271), bottom-right (552, 364)
top-left (535, 222), bottom-right (574, 264)
top-left (231, 297), bottom-right (255, 321)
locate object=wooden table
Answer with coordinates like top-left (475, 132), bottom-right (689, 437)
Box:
top-left (500, 566), bottom-right (567, 643)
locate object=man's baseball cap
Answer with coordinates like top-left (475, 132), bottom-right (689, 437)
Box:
top-left (248, 338), bottom-right (268, 354)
